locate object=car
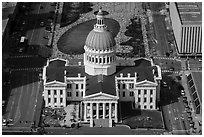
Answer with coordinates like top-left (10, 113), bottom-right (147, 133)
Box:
top-left (181, 90), bottom-right (185, 96)
top-left (163, 81), bottom-right (167, 87)
top-left (199, 59), bottom-right (202, 62)
top-left (40, 21), bottom-right (44, 26)
top-left (169, 67), bottom-right (174, 71)
top-left (169, 49), bottom-right (173, 53)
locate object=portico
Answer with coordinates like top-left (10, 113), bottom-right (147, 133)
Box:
top-left (83, 92), bottom-right (118, 127)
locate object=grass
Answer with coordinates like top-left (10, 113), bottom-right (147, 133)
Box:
top-left (57, 18), bottom-right (120, 55)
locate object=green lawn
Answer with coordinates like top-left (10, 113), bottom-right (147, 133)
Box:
top-left (57, 18), bottom-right (120, 55)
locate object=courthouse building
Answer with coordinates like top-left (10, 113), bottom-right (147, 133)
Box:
top-left (169, 2), bottom-right (202, 56)
top-left (42, 8), bottom-right (162, 127)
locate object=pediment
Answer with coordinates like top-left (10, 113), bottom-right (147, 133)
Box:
top-left (85, 92), bottom-right (118, 100)
top-left (135, 80), bottom-right (157, 87)
top-left (45, 81), bottom-right (66, 87)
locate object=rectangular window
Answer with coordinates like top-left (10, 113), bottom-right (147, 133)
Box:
top-left (150, 105), bottom-right (153, 109)
top-left (67, 92), bottom-right (72, 97)
top-left (103, 57), bottom-right (106, 63)
top-left (144, 98), bottom-right (147, 102)
top-left (48, 98), bottom-right (51, 103)
top-left (92, 57), bottom-right (94, 62)
top-left (96, 58), bottom-right (98, 63)
top-left (81, 92), bottom-right (83, 97)
top-left (60, 90), bottom-right (63, 95)
top-left (76, 91), bottom-right (79, 97)
top-left (99, 58), bottom-right (102, 63)
top-left (48, 90), bottom-right (50, 95)
top-left (54, 90), bottom-right (57, 95)
top-left (123, 91), bottom-right (125, 97)
top-left (144, 105), bottom-right (147, 109)
top-left (118, 83), bottom-right (120, 89)
top-left (81, 84), bottom-right (83, 89)
top-left (138, 97), bottom-right (141, 102)
top-left (67, 84), bottom-right (72, 89)
top-left (129, 83), bottom-right (134, 89)
top-left (129, 91), bottom-right (134, 97)
top-left (144, 90), bottom-right (147, 95)
top-left (54, 98), bottom-right (57, 103)
top-left (138, 90), bottom-right (141, 95)
top-left (123, 84), bottom-right (126, 89)
top-left (150, 97), bottom-right (153, 103)
top-left (76, 84), bottom-right (78, 89)
top-left (107, 57), bottom-right (109, 63)
top-left (60, 98), bottom-right (63, 103)
top-left (150, 90), bottom-right (153, 95)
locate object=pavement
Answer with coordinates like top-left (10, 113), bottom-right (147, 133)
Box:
top-left (3, 71), bottom-right (41, 127)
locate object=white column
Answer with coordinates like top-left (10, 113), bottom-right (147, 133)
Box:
top-left (84, 102), bottom-right (87, 121)
top-left (96, 103), bottom-right (99, 119)
top-left (103, 103), bottom-right (106, 119)
top-left (90, 103), bottom-right (93, 119)
top-left (115, 103), bottom-right (118, 122)
top-left (109, 103), bottom-right (112, 119)
top-left (90, 103), bottom-right (93, 127)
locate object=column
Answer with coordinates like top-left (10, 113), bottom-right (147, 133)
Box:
top-left (109, 103), bottom-right (112, 119)
top-left (96, 103), bottom-right (99, 119)
top-left (90, 103), bottom-right (93, 127)
top-left (114, 103), bottom-right (118, 122)
top-left (84, 102), bottom-right (87, 121)
top-left (103, 103), bottom-right (106, 119)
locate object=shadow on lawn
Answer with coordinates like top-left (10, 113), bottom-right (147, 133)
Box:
top-left (117, 17), bottom-right (145, 58)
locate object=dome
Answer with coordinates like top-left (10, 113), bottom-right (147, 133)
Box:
top-left (85, 29), bottom-right (116, 51)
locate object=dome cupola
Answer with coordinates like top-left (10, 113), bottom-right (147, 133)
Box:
top-left (85, 7), bottom-right (116, 51)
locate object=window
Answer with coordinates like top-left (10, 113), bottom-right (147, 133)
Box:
top-left (76, 84), bottom-right (78, 89)
top-left (92, 57), bottom-right (94, 62)
top-left (48, 90), bottom-right (50, 95)
top-left (103, 57), bottom-right (105, 63)
top-left (60, 98), bottom-right (63, 103)
top-left (122, 84), bottom-right (126, 89)
top-left (81, 92), bottom-right (83, 97)
top-left (48, 98), bottom-right (51, 103)
top-left (138, 90), bottom-right (141, 95)
top-left (129, 83), bottom-right (134, 89)
top-left (129, 91), bottom-right (134, 97)
top-left (144, 97), bottom-right (147, 102)
top-left (67, 84), bottom-right (72, 89)
top-left (99, 58), bottom-right (102, 63)
top-left (144, 105), bottom-right (147, 109)
top-left (96, 58), bottom-right (98, 63)
top-left (54, 90), bottom-right (57, 95)
top-left (150, 90), bottom-right (153, 95)
top-left (54, 98), bottom-right (57, 103)
top-left (123, 91), bottom-right (125, 97)
top-left (150, 105), bottom-right (153, 109)
top-left (107, 57), bottom-right (109, 63)
top-left (67, 92), bottom-right (72, 97)
top-left (138, 105), bottom-right (141, 109)
top-left (144, 90), bottom-right (147, 95)
top-left (118, 83), bottom-right (120, 89)
top-left (60, 90), bottom-right (63, 95)
top-left (138, 97), bottom-right (141, 102)
top-left (81, 84), bottom-right (83, 89)
top-left (76, 91), bottom-right (79, 97)
top-left (150, 97), bottom-right (153, 103)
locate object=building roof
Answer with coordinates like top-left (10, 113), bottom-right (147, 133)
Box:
top-left (85, 29), bottom-right (115, 50)
top-left (176, 2), bottom-right (202, 25)
top-left (45, 58), bottom-right (158, 96)
top-left (191, 72), bottom-right (202, 103)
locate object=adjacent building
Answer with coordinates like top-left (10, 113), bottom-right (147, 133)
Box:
top-left (169, 2), bottom-right (202, 56)
top-left (42, 8), bottom-right (162, 127)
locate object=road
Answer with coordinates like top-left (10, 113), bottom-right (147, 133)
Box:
top-left (4, 71), bottom-right (41, 127)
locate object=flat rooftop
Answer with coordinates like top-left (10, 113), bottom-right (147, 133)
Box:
top-left (176, 2), bottom-right (202, 25)
top-left (191, 72), bottom-right (202, 103)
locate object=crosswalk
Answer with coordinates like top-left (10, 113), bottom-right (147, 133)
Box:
top-left (12, 68), bottom-right (42, 71)
top-left (161, 70), bottom-right (179, 74)
top-left (9, 55), bottom-right (37, 59)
